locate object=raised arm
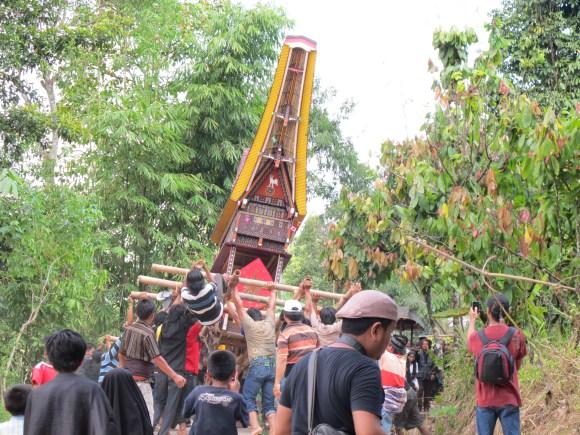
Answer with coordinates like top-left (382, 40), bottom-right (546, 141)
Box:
top-left (231, 285), bottom-right (246, 324)
top-left (302, 278), bottom-right (314, 319)
top-left (336, 282), bottom-right (361, 311)
top-left (198, 260), bottom-right (214, 284)
top-left (266, 282), bottom-right (276, 317)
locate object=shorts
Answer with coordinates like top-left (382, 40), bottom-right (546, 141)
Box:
top-left (394, 388), bottom-right (424, 430)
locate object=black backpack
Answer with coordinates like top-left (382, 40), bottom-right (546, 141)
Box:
top-left (474, 327), bottom-right (516, 385)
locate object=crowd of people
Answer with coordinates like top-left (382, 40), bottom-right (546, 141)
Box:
top-left (1, 260), bottom-right (527, 435)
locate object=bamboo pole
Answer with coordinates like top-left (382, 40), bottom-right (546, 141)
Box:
top-left (137, 275), bottom-right (285, 307)
top-left (151, 263), bottom-right (342, 301)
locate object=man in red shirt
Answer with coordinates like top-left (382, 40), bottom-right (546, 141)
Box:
top-left (467, 294), bottom-right (527, 435)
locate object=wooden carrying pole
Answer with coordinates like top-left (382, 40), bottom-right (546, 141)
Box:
top-left (150, 263), bottom-right (342, 301)
top-left (137, 275), bottom-right (285, 307)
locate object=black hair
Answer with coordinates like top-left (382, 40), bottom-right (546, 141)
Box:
top-left (284, 311), bottom-right (303, 322)
top-left (86, 342), bottom-right (96, 351)
top-left (320, 307), bottom-right (337, 325)
top-left (486, 293), bottom-right (509, 322)
top-left (207, 350), bottom-right (236, 381)
top-left (341, 317), bottom-right (393, 336)
top-left (246, 308), bottom-right (263, 321)
top-left (186, 268), bottom-right (205, 294)
top-left (136, 299), bottom-right (156, 321)
top-left (4, 384), bottom-right (32, 416)
top-left (46, 329), bottom-right (87, 372)
top-left (302, 317), bottom-right (312, 326)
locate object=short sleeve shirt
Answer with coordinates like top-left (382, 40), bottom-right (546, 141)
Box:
top-left (120, 320), bottom-right (160, 378)
top-left (182, 385), bottom-right (249, 435)
top-left (277, 322), bottom-right (319, 368)
top-left (242, 312), bottom-right (276, 360)
top-left (280, 347), bottom-right (384, 434)
top-left (310, 313), bottom-right (341, 347)
top-left (31, 362), bottom-right (58, 386)
top-left (467, 324), bottom-right (527, 407)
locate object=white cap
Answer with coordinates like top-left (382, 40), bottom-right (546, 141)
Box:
top-left (283, 299), bottom-right (303, 313)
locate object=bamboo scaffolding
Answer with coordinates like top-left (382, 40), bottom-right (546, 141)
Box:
top-left (137, 275), bottom-right (286, 307)
top-left (150, 263), bottom-right (342, 301)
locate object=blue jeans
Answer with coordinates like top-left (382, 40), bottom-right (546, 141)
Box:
top-left (381, 409), bottom-right (393, 433)
top-left (476, 406), bottom-right (520, 435)
top-left (242, 356), bottom-right (276, 417)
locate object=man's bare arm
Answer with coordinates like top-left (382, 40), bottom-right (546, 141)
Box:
top-left (152, 355), bottom-right (186, 388)
top-left (352, 411), bottom-right (387, 435)
top-left (231, 286), bottom-right (246, 324)
top-left (266, 282), bottom-right (276, 317)
top-left (275, 405), bottom-right (292, 435)
top-left (336, 282), bottom-right (361, 311)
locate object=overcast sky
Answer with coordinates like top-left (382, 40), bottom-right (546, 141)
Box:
top-left (239, 1), bottom-right (503, 213)
top-left (241, 0), bottom-right (502, 161)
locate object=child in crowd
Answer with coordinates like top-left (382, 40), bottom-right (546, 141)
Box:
top-left (0, 384), bottom-right (31, 434)
top-left (183, 350), bottom-right (249, 435)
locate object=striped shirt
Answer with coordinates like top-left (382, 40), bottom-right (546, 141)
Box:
top-left (181, 283), bottom-right (223, 326)
top-left (277, 322), bottom-right (319, 374)
top-left (98, 338), bottom-right (121, 383)
top-left (120, 320), bottom-right (160, 379)
top-left (380, 350), bottom-right (407, 413)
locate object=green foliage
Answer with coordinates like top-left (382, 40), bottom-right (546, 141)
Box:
top-left (324, 27), bottom-right (579, 332)
top-left (0, 179), bottom-right (110, 385)
top-left (492, 0), bottom-right (580, 111)
top-left (283, 215), bottom-right (334, 292)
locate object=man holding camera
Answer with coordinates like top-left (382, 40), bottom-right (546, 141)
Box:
top-left (467, 294), bottom-right (527, 435)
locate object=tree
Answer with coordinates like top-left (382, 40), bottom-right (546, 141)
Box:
top-left (0, 0), bottom-right (123, 180)
top-left (492, 0), bottom-right (580, 111)
top-left (324, 27), bottom-right (579, 332)
top-left (0, 179), bottom-right (110, 389)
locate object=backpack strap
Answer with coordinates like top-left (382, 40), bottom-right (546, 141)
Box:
top-left (477, 329), bottom-right (490, 345)
top-left (499, 327), bottom-right (516, 347)
top-left (307, 349), bottom-right (320, 434)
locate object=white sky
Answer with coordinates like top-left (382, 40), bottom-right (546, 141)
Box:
top-left (240, 0), bottom-right (503, 212)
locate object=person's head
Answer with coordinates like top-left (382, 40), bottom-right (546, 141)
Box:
top-left (421, 338), bottom-right (431, 351)
top-left (407, 350), bottom-right (416, 363)
top-left (136, 299), bottom-right (156, 324)
top-left (246, 308), bottom-right (263, 321)
top-left (283, 300), bottom-right (303, 323)
top-left (388, 334), bottom-right (408, 356)
top-left (320, 306), bottom-right (337, 325)
top-left (207, 350), bottom-right (236, 382)
top-left (3, 384), bottom-right (31, 416)
top-left (85, 343), bottom-right (96, 357)
top-left (186, 268), bottom-right (205, 293)
top-left (46, 329), bottom-right (87, 373)
top-left (486, 293), bottom-right (509, 322)
top-left (337, 290), bottom-right (398, 360)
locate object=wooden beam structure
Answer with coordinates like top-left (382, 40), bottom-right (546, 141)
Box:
top-left (137, 275), bottom-right (286, 307)
top-left (150, 263), bottom-right (341, 301)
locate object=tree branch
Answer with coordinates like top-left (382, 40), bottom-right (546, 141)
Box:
top-left (407, 236), bottom-right (577, 292)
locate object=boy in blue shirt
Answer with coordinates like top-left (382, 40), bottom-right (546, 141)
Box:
top-left (183, 350), bottom-right (249, 435)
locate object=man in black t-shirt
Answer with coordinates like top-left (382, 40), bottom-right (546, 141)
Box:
top-left (277, 290), bottom-right (398, 435)
top-left (155, 302), bottom-right (199, 435)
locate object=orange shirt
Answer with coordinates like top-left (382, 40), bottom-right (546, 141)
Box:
top-left (277, 322), bottom-right (319, 366)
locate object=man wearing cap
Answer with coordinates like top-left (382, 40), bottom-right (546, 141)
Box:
top-left (274, 279), bottom-right (320, 400)
top-left (379, 335), bottom-right (409, 433)
top-left (276, 289), bottom-right (398, 435)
